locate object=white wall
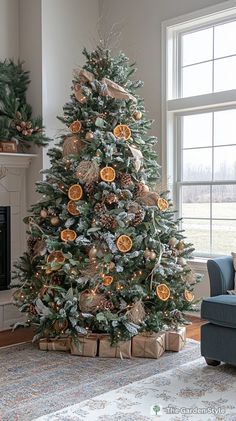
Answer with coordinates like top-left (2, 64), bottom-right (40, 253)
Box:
top-left (41, 0), bottom-right (99, 168)
top-left (99, 0), bottom-right (229, 175)
top-left (0, 0), bottom-right (19, 60)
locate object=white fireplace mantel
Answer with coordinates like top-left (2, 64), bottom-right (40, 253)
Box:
top-left (0, 153), bottom-right (37, 168)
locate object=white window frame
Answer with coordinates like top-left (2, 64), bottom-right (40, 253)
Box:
top-left (162, 0), bottom-right (236, 258)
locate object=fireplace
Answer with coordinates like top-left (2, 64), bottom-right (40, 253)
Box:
top-left (0, 206), bottom-right (11, 290)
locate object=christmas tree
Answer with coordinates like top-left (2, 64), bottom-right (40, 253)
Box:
top-left (0, 60), bottom-right (49, 151)
top-left (13, 46), bottom-right (200, 345)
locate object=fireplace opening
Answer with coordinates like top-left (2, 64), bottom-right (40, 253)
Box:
top-left (0, 206), bottom-right (11, 290)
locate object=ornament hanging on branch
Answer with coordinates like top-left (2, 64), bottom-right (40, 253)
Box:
top-left (100, 214), bottom-right (117, 229)
top-left (184, 290), bottom-right (194, 303)
top-left (128, 145), bottom-right (143, 172)
top-left (102, 275), bottom-right (113, 286)
top-left (134, 182), bottom-right (150, 197)
top-left (62, 136), bottom-right (84, 157)
top-left (94, 202), bottom-right (106, 214)
top-left (67, 200), bottom-right (80, 216)
top-left (68, 184), bottom-right (83, 201)
top-left (75, 160), bottom-right (100, 183)
top-left (116, 235), bottom-right (133, 253)
top-left (100, 167), bottom-right (116, 182)
top-left (113, 124), bottom-right (131, 141)
top-left (69, 120), bottom-right (82, 134)
top-left (156, 284), bottom-right (171, 301)
top-left (157, 197), bottom-right (169, 211)
top-left (50, 216), bottom-right (60, 226)
top-left (104, 192), bottom-right (118, 206)
top-left (40, 209), bottom-right (48, 218)
top-left (85, 131), bottom-right (94, 141)
top-left (127, 202), bottom-right (145, 226)
top-left (137, 191), bottom-right (159, 206)
top-left (127, 301), bottom-right (145, 324)
top-left (132, 110), bottom-right (142, 120)
top-left (79, 290), bottom-right (106, 313)
top-left (73, 83), bottom-right (87, 103)
top-left (120, 173), bottom-right (133, 188)
top-left (53, 319), bottom-right (69, 333)
top-left (60, 228), bottom-right (77, 242)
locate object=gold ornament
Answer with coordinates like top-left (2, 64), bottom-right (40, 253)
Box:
top-left (70, 268), bottom-right (78, 276)
top-left (60, 229), bottom-right (77, 242)
top-left (184, 290), bottom-right (194, 303)
top-left (100, 166), bottom-right (116, 182)
top-left (176, 241), bottom-right (185, 251)
top-left (40, 209), bottom-right (48, 218)
top-left (68, 184), bottom-right (83, 201)
top-left (85, 131), bottom-right (94, 140)
top-left (50, 216), bottom-right (60, 226)
top-left (149, 250), bottom-right (157, 260)
top-left (89, 246), bottom-right (98, 259)
top-left (116, 235), bottom-right (133, 253)
top-left (156, 284), bottom-right (171, 301)
top-left (102, 275), bottom-right (113, 286)
top-left (169, 237), bottom-right (178, 247)
top-left (113, 124), bottom-right (131, 140)
top-left (157, 197), bottom-right (169, 211)
top-left (75, 160), bottom-right (100, 183)
top-left (133, 110), bottom-right (142, 120)
top-left (69, 120), bottom-right (82, 134)
top-left (144, 248), bottom-right (151, 259)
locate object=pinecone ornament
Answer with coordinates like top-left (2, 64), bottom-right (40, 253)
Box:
top-left (105, 193), bottom-right (118, 205)
top-left (100, 299), bottom-right (114, 311)
top-left (94, 202), bottom-right (107, 214)
top-left (120, 173), bottom-right (133, 188)
top-left (27, 236), bottom-right (37, 255)
top-left (131, 209), bottom-right (145, 226)
top-left (84, 182), bottom-right (94, 197)
top-left (100, 214), bottom-right (117, 229)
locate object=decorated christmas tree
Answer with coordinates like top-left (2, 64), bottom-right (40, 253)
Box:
top-left (0, 59), bottom-right (49, 152)
top-left (13, 46), bottom-right (200, 346)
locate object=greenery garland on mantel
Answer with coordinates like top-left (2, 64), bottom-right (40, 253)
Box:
top-left (0, 59), bottom-right (50, 153)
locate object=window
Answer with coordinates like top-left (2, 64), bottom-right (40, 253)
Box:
top-left (163, 1), bottom-right (236, 257)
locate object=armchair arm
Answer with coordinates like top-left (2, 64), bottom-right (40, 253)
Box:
top-left (207, 257), bottom-right (234, 296)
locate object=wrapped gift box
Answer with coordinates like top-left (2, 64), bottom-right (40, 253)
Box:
top-left (99, 336), bottom-right (131, 359)
top-left (39, 337), bottom-right (71, 352)
top-left (132, 332), bottom-right (165, 358)
top-left (165, 326), bottom-right (186, 352)
top-left (70, 334), bottom-right (98, 357)
top-left (0, 141), bottom-right (17, 153)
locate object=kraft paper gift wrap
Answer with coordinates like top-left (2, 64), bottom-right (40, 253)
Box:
top-left (132, 332), bottom-right (165, 358)
top-left (165, 326), bottom-right (186, 352)
top-left (70, 334), bottom-right (98, 357)
top-left (39, 337), bottom-right (70, 352)
top-left (99, 336), bottom-right (132, 359)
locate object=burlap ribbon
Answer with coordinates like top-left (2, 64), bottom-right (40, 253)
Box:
top-left (75, 69), bottom-right (137, 103)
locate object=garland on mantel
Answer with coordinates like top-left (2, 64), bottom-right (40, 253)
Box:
top-left (0, 60), bottom-right (50, 152)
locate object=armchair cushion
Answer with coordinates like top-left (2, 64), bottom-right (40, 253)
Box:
top-left (201, 295), bottom-right (236, 329)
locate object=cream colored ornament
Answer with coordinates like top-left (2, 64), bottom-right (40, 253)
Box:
top-left (144, 248), bottom-right (151, 259)
top-left (149, 250), bottom-right (157, 260)
top-left (85, 131), bottom-right (94, 140)
top-left (176, 241), bottom-right (185, 251)
top-left (40, 209), bottom-right (48, 218)
top-left (50, 216), bottom-right (60, 226)
top-left (168, 237), bottom-right (178, 247)
top-left (108, 261), bottom-right (115, 270)
top-left (89, 246), bottom-right (98, 259)
top-left (133, 110), bottom-right (142, 120)
top-left (178, 257), bottom-right (187, 266)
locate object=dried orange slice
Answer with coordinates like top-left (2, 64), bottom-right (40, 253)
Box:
top-left (102, 275), bottom-right (113, 286)
top-left (67, 200), bottom-right (80, 216)
top-left (157, 197), bottom-right (169, 211)
top-left (184, 290), bottom-right (194, 303)
top-left (116, 235), bottom-right (133, 253)
top-left (156, 283), bottom-right (170, 301)
top-left (100, 167), bottom-right (116, 182)
top-left (47, 251), bottom-right (65, 264)
top-left (60, 229), bottom-right (77, 242)
top-left (68, 184), bottom-right (83, 201)
top-left (69, 120), bottom-right (82, 133)
top-left (113, 124), bottom-right (131, 140)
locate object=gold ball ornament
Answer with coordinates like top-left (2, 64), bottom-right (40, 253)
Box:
top-left (176, 241), bottom-right (185, 251)
top-left (85, 131), bottom-right (94, 140)
top-left (89, 246), bottom-right (98, 259)
top-left (50, 216), bottom-right (60, 226)
top-left (168, 237), bottom-right (178, 247)
top-left (144, 248), bottom-right (151, 259)
top-left (141, 184), bottom-right (149, 194)
top-left (149, 250), bottom-right (157, 260)
top-left (133, 110), bottom-right (142, 120)
top-left (40, 209), bottom-right (48, 218)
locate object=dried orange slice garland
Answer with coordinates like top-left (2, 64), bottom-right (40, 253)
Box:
top-left (116, 235), bottom-right (133, 253)
top-left (60, 229), bottom-right (77, 242)
top-left (184, 290), bottom-right (194, 302)
top-left (68, 184), bottom-right (83, 201)
top-left (47, 251), bottom-right (65, 264)
top-left (69, 120), bottom-right (82, 133)
top-left (156, 283), bottom-right (171, 301)
top-left (113, 124), bottom-right (131, 140)
top-left (157, 197), bottom-right (169, 211)
top-left (102, 275), bottom-right (113, 286)
top-left (100, 167), bottom-right (116, 182)
top-left (67, 200), bottom-right (80, 216)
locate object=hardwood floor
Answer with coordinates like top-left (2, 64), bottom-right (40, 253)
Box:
top-left (0, 316), bottom-right (205, 348)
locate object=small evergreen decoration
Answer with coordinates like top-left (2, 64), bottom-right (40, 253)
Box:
top-left (13, 46), bottom-right (201, 345)
top-left (0, 59), bottom-right (50, 152)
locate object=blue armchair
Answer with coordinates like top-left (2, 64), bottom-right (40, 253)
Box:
top-left (201, 256), bottom-right (236, 366)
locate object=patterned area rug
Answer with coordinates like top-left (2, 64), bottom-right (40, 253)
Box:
top-left (0, 340), bottom-right (200, 421)
top-left (34, 357), bottom-right (236, 421)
